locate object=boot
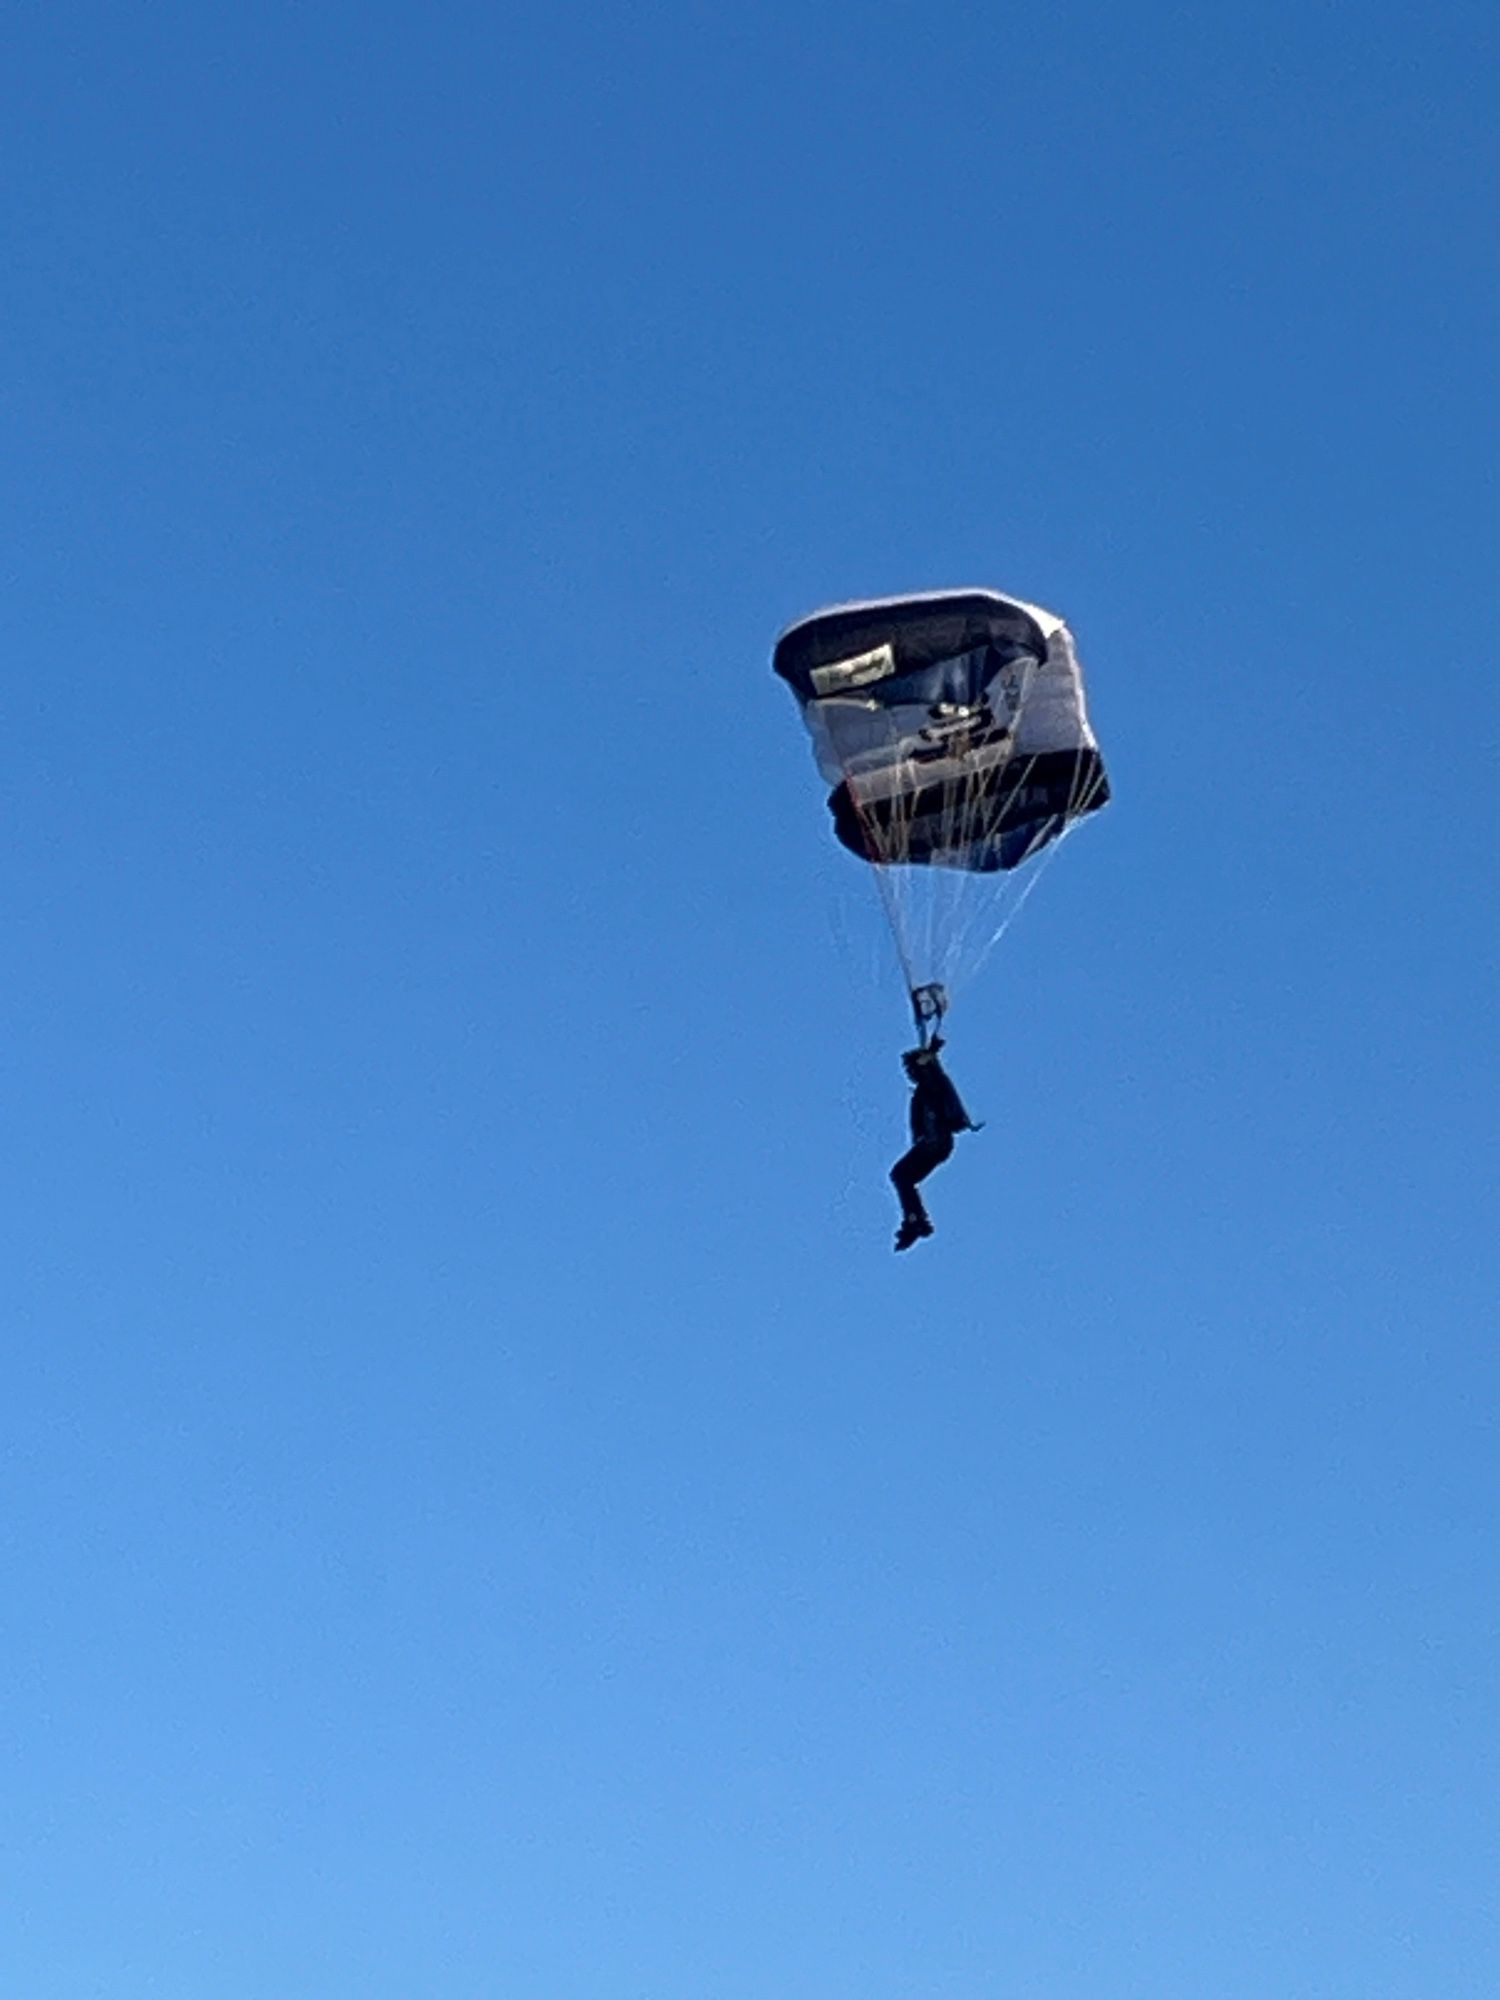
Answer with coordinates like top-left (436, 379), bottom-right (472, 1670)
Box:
top-left (894, 1213), bottom-right (933, 1252)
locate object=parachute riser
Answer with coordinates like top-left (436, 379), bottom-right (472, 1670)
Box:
top-left (909, 981), bottom-right (949, 1050)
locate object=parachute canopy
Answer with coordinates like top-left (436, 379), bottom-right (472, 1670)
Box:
top-left (774, 588), bottom-right (1110, 1014)
top-left (774, 588), bottom-right (1108, 873)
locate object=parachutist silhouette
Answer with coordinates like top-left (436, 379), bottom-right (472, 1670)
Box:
top-left (891, 1037), bottom-right (979, 1251)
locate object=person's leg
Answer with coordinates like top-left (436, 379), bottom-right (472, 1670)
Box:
top-left (890, 1136), bottom-right (953, 1245)
top-left (890, 1146), bottom-right (932, 1225)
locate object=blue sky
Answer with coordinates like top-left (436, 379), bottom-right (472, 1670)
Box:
top-left (4, 1), bottom-right (1497, 1994)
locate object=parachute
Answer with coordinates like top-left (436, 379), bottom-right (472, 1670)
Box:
top-left (774, 588), bottom-right (1109, 1033)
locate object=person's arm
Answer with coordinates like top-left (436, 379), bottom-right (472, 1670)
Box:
top-left (936, 1069), bottom-right (978, 1133)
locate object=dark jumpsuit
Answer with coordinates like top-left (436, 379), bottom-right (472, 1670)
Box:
top-left (891, 1061), bottom-right (973, 1227)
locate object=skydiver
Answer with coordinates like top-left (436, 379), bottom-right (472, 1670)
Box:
top-left (890, 1037), bottom-right (979, 1252)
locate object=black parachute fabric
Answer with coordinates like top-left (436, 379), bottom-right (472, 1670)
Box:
top-left (774, 588), bottom-right (1110, 1008)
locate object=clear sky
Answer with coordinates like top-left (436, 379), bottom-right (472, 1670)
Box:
top-left (4, 2), bottom-right (1497, 1995)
